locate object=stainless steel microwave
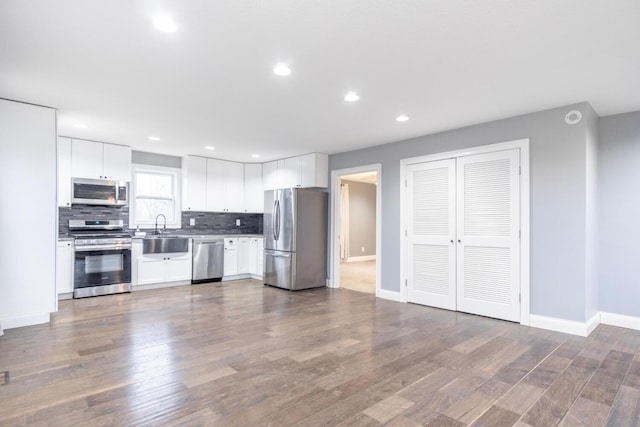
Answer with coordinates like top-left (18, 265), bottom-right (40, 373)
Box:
top-left (72, 178), bottom-right (129, 206)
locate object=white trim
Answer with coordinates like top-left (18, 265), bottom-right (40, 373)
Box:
top-left (376, 289), bottom-right (404, 303)
top-left (130, 163), bottom-right (182, 230)
top-left (529, 312), bottom-right (601, 337)
top-left (133, 280), bottom-right (191, 292)
top-left (1, 312), bottom-right (51, 330)
top-left (601, 312), bottom-right (640, 331)
top-left (586, 312), bottom-right (602, 336)
top-left (345, 255), bottom-right (376, 263)
top-left (399, 138), bottom-right (530, 324)
top-left (329, 164), bottom-right (382, 296)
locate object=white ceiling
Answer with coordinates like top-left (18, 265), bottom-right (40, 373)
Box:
top-left (1, 1), bottom-right (639, 162)
top-left (342, 172), bottom-right (378, 185)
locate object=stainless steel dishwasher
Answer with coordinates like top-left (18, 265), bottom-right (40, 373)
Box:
top-left (192, 238), bottom-right (224, 284)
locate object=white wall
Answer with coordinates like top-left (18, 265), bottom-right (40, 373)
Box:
top-left (0, 99), bottom-right (57, 329)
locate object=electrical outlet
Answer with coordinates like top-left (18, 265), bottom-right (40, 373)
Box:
top-left (236, 219), bottom-right (241, 226)
top-left (361, 246), bottom-right (365, 253)
top-left (189, 218), bottom-right (195, 226)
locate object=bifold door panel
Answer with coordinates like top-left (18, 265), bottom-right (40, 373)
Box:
top-left (406, 159), bottom-right (456, 310)
top-left (406, 149), bottom-right (521, 322)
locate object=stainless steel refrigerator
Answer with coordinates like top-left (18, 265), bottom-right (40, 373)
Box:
top-left (264, 188), bottom-right (328, 290)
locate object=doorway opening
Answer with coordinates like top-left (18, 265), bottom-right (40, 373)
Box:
top-left (330, 164), bottom-right (381, 296)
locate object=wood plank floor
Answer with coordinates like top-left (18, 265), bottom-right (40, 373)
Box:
top-left (1, 280), bottom-right (639, 426)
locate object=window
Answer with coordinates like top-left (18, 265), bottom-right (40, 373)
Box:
top-left (130, 165), bottom-right (181, 229)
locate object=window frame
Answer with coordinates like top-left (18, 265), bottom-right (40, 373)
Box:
top-left (130, 164), bottom-right (182, 229)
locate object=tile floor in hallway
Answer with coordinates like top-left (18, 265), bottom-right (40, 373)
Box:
top-left (340, 260), bottom-right (376, 294)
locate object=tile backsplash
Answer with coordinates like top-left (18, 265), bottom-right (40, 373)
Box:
top-left (59, 205), bottom-right (129, 235)
top-left (180, 211), bottom-right (263, 235)
top-left (59, 206), bottom-right (262, 236)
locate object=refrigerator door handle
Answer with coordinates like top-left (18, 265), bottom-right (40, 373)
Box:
top-left (268, 253), bottom-right (290, 258)
top-left (275, 199), bottom-right (281, 241)
top-left (272, 199), bottom-right (278, 241)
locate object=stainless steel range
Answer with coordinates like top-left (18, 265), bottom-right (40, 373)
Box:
top-left (70, 219), bottom-right (132, 298)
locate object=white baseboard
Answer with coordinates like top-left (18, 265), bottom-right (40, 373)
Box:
top-left (345, 255), bottom-right (376, 263)
top-left (600, 312), bottom-right (640, 331)
top-left (1, 312), bottom-right (51, 330)
top-left (376, 289), bottom-right (403, 303)
top-left (133, 280), bottom-right (191, 291)
top-left (529, 312), bottom-right (601, 337)
top-left (585, 312), bottom-right (602, 336)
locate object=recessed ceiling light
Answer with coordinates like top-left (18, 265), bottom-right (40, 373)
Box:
top-left (205, 146), bottom-right (215, 150)
top-left (344, 92), bottom-right (360, 102)
top-left (396, 115), bottom-right (410, 122)
top-left (153, 16), bottom-right (178, 33)
top-left (273, 63), bottom-right (292, 76)
top-left (148, 136), bottom-right (160, 141)
top-left (74, 123), bottom-right (88, 129)
top-left (251, 154), bottom-right (261, 158)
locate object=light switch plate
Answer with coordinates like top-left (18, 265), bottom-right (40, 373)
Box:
top-left (189, 218), bottom-right (195, 226)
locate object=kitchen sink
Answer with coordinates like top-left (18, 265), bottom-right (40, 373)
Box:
top-left (143, 236), bottom-right (189, 254)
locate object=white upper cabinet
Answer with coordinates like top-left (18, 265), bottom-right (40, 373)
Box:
top-left (244, 163), bottom-right (263, 213)
top-left (71, 139), bottom-right (131, 181)
top-left (71, 139), bottom-right (102, 178)
top-left (102, 144), bottom-right (132, 181)
top-left (57, 137), bottom-right (72, 207)
top-left (299, 153), bottom-right (328, 188)
top-left (263, 161), bottom-right (278, 191)
top-left (262, 153), bottom-right (328, 190)
top-left (206, 158), bottom-right (226, 212)
top-left (182, 156), bottom-right (207, 211)
top-left (225, 161), bottom-right (244, 212)
top-left (206, 159), bottom-right (244, 212)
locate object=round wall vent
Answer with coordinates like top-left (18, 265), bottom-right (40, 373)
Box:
top-left (565, 110), bottom-right (582, 125)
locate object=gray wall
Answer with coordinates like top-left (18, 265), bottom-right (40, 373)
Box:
top-left (343, 180), bottom-right (376, 257)
top-left (330, 102), bottom-right (592, 322)
top-left (132, 150), bottom-right (182, 168)
top-left (598, 110), bottom-right (640, 317)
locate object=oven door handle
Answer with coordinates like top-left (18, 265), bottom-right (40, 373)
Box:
top-left (75, 244), bottom-right (132, 252)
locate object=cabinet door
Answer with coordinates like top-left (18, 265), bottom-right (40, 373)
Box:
top-left (224, 238), bottom-right (238, 276)
top-left (299, 153), bottom-right (328, 188)
top-left (285, 157), bottom-right (302, 187)
top-left (57, 137), bottom-right (72, 207)
top-left (102, 144), bottom-right (131, 181)
top-left (244, 164), bottom-right (263, 213)
top-left (225, 161), bottom-right (245, 212)
top-left (280, 159), bottom-right (295, 188)
top-left (165, 254), bottom-right (192, 282)
top-left (137, 256), bottom-right (166, 285)
top-left (263, 161), bottom-right (278, 191)
top-left (56, 241), bottom-right (74, 294)
top-left (237, 237), bottom-right (250, 274)
top-left (249, 238), bottom-right (258, 275)
top-left (206, 158), bottom-right (225, 211)
top-left (71, 139), bottom-right (103, 179)
top-left (183, 156), bottom-right (207, 211)
top-left (257, 242), bottom-right (264, 277)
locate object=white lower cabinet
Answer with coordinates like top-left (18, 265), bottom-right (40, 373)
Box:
top-left (237, 237), bottom-right (250, 274)
top-left (56, 240), bottom-right (74, 296)
top-left (224, 238), bottom-right (238, 276)
top-left (249, 237), bottom-right (264, 278)
top-left (137, 252), bottom-right (192, 285)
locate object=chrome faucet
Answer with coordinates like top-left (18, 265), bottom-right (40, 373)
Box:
top-left (155, 214), bottom-right (167, 235)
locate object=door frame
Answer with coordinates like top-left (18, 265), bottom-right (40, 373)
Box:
top-left (400, 139), bottom-right (530, 326)
top-left (329, 163), bottom-right (382, 297)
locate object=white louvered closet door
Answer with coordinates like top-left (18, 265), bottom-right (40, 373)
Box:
top-left (456, 149), bottom-right (520, 322)
top-left (406, 159), bottom-right (456, 310)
